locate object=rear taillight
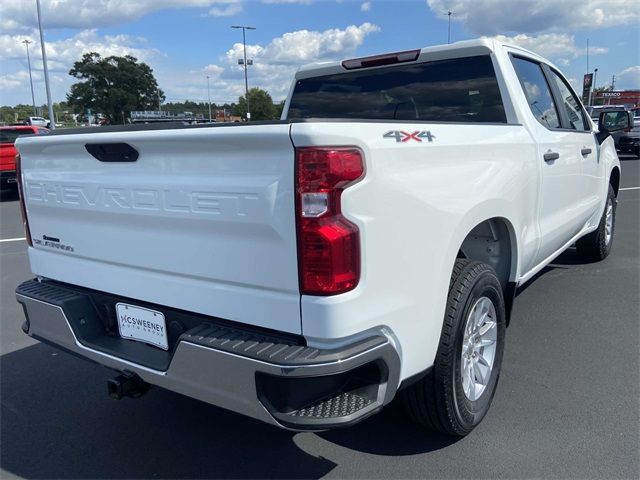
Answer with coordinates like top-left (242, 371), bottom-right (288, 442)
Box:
top-left (295, 147), bottom-right (364, 295)
top-left (15, 154), bottom-right (33, 246)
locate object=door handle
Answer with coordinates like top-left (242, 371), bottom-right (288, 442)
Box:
top-left (581, 147), bottom-right (592, 156)
top-left (543, 151), bottom-right (560, 162)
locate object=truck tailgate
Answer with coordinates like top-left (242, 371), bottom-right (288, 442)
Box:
top-left (16, 124), bottom-right (301, 334)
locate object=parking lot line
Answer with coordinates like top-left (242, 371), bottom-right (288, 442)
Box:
top-left (620, 186), bottom-right (640, 191)
top-left (0, 237), bottom-right (26, 243)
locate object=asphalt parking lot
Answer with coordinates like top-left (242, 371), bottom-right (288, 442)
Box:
top-left (1, 156), bottom-right (638, 479)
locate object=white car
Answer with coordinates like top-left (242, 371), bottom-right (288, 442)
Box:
top-left (14, 39), bottom-right (627, 435)
top-left (25, 116), bottom-right (48, 127)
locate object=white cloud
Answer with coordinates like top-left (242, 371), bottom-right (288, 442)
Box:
top-left (225, 23), bottom-right (380, 65)
top-left (0, 69), bottom-right (36, 90)
top-left (361, 1), bottom-right (371, 11)
top-left (206, 0), bottom-right (243, 16)
top-left (262, 0), bottom-right (313, 4)
top-left (426, 0), bottom-right (640, 35)
top-left (0, 29), bottom-right (159, 71)
top-left (490, 33), bottom-right (607, 61)
top-left (203, 64), bottom-right (225, 76)
top-left (617, 65), bottom-right (640, 89)
top-left (0, 0), bottom-right (234, 33)
top-left (165, 22), bottom-right (381, 103)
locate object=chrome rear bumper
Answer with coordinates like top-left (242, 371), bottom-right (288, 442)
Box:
top-left (17, 279), bottom-right (400, 430)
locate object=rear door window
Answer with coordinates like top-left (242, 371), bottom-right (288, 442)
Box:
top-left (511, 57), bottom-right (561, 129)
top-left (288, 55), bottom-right (507, 123)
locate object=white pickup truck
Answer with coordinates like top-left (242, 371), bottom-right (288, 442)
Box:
top-left (14, 39), bottom-right (631, 435)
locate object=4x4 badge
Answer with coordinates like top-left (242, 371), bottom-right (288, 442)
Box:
top-left (383, 130), bottom-right (435, 143)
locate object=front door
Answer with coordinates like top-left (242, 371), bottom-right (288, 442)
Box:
top-left (511, 56), bottom-right (586, 264)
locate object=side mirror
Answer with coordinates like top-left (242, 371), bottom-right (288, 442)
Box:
top-left (598, 110), bottom-right (634, 132)
top-left (596, 110), bottom-right (634, 144)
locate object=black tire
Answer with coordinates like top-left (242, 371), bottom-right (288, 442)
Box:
top-left (576, 184), bottom-right (616, 261)
top-left (401, 259), bottom-right (506, 436)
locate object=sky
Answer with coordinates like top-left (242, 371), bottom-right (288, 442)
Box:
top-left (0, 0), bottom-right (639, 107)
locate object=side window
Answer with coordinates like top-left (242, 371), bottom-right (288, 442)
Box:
top-left (548, 70), bottom-right (588, 131)
top-left (511, 57), bottom-right (561, 129)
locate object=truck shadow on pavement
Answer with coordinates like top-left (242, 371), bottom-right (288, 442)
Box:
top-left (1, 342), bottom-right (456, 479)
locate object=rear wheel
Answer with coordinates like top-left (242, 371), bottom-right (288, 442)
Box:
top-left (401, 259), bottom-right (506, 436)
top-left (576, 184), bottom-right (616, 261)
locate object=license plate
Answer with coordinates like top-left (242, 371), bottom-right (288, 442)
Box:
top-left (116, 303), bottom-right (168, 350)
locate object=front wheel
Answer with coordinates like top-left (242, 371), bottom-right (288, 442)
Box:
top-left (576, 184), bottom-right (616, 261)
top-left (401, 259), bottom-right (506, 436)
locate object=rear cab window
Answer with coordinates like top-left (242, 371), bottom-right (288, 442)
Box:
top-left (287, 55), bottom-right (507, 123)
top-left (0, 129), bottom-right (35, 144)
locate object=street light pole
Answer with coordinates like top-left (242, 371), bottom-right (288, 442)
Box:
top-left (207, 75), bottom-right (212, 122)
top-left (22, 39), bottom-right (37, 116)
top-left (35, 0), bottom-right (55, 129)
top-left (447, 10), bottom-right (454, 44)
top-left (232, 25), bottom-right (255, 121)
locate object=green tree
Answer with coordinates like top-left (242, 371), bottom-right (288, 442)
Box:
top-left (237, 88), bottom-right (278, 121)
top-left (275, 100), bottom-right (285, 119)
top-left (66, 52), bottom-right (164, 124)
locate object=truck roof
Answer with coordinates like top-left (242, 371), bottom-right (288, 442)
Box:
top-left (295, 38), bottom-right (548, 78)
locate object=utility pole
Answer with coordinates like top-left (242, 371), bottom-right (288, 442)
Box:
top-left (232, 25), bottom-right (255, 121)
top-left (611, 74), bottom-right (616, 90)
top-left (22, 39), bottom-right (37, 116)
top-left (207, 75), bottom-right (212, 122)
top-left (447, 10), bottom-right (454, 44)
top-left (36, 0), bottom-right (55, 129)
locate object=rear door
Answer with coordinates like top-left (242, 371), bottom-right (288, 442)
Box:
top-left (511, 56), bottom-right (585, 263)
top-left (17, 123), bottom-right (302, 334)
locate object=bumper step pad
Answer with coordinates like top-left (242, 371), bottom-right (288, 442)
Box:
top-left (290, 392), bottom-right (373, 419)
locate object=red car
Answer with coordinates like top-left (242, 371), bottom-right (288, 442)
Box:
top-left (1, 126), bottom-right (49, 192)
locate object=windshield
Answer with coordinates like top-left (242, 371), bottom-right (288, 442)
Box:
top-left (287, 55), bottom-right (507, 123)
